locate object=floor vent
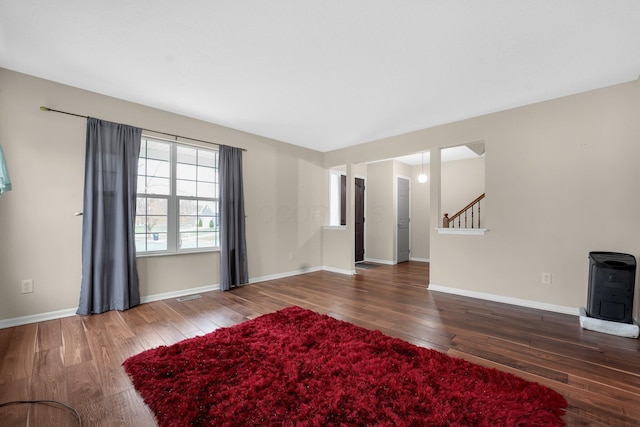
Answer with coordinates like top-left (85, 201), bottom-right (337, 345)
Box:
top-left (177, 294), bottom-right (202, 302)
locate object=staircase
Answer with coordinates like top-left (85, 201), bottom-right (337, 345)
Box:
top-left (442, 193), bottom-right (485, 229)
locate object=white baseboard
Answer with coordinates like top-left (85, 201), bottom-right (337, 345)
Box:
top-left (0, 308), bottom-right (78, 329)
top-left (249, 266), bottom-right (324, 284)
top-left (364, 258), bottom-right (395, 265)
top-left (323, 266), bottom-right (356, 275)
top-left (3, 272), bottom-right (585, 329)
top-left (1, 267), bottom-right (333, 329)
top-left (140, 283), bottom-right (220, 304)
top-left (0, 283), bottom-right (221, 329)
top-left (428, 284), bottom-right (580, 316)
top-left (364, 257), bottom-right (430, 264)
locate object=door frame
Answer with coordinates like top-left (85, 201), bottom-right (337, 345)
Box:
top-left (355, 176), bottom-right (366, 263)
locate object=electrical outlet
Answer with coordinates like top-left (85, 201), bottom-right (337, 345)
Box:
top-left (541, 273), bottom-right (552, 285)
top-left (21, 279), bottom-right (34, 294)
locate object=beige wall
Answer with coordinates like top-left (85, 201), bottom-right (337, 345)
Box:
top-left (326, 79), bottom-right (640, 317)
top-left (404, 155), bottom-right (484, 262)
top-left (361, 160), bottom-right (415, 264)
top-left (435, 82), bottom-right (640, 315)
top-left (442, 156), bottom-right (485, 222)
top-left (410, 163), bottom-right (430, 260)
top-left (353, 163), bottom-right (367, 178)
top-left (2, 68), bottom-right (638, 322)
top-left (0, 69), bottom-right (326, 321)
top-left (394, 161), bottom-right (412, 263)
top-left (361, 156), bottom-right (482, 264)
top-left (365, 161), bottom-right (394, 262)
top-left (321, 227), bottom-right (352, 273)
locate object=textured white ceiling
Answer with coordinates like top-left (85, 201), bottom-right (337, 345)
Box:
top-left (1, 1), bottom-right (639, 152)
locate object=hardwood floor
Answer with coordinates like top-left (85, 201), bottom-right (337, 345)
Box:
top-left (1, 261), bottom-right (638, 426)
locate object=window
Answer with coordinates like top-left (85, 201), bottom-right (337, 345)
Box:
top-left (135, 137), bottom-right (219, 254)
top-left (328, 170), bottom-right (348, 226)
top-left (329, 171), bottom-right (342, 226)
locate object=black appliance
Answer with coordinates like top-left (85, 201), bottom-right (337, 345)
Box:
top-left (587, 252), bottom-right (636, 324)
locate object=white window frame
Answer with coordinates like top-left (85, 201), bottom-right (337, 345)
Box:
top-left (329, 170), bottom-right (343, 226)
top-left (135, 137), bottom-right (219, 256)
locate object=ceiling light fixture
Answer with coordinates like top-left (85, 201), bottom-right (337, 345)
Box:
top-left (418, 151), bottom-right (428, 183)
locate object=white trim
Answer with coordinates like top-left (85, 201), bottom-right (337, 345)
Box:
top-left (1, 267), bottom-right (348, 329)
top-left (322, 225), bottom-right (347, 231)
top-left (1, 273), bottom-right (585, 329)
top-left (435, 228), bottom-right (488, 235)
top-left (428, 284), bottom-right (580, 316)
top-left (249, 266), bottom-right (324, 284)
top-left (356, 176), bottom-right (367, 265)
top-left (0, 284), bottom-right (222, 329)
top-left (365, 258), bottom-right (395, 265)
top-left (323, 266), bottom-right (357, 276)
top-left (410, 257), bottom-right (430, 262)
top-left (137, 247), bottom-right (219, 258)
top-left (328, 170), bottom-right (344, 227)
top-left (140, 284), bottom-right (220, 304)
top-left (0, 308), bottom-right (78, 329)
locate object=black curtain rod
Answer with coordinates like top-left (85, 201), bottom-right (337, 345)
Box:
top-left (40, 106), bottom-right (247, 151)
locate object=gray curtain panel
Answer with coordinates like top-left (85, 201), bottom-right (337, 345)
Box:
top-left (77, 118), bottom-right (142, 315)
top-left (219, 145), bottom-right (248, 290)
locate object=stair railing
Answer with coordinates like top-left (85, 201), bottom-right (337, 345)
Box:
top-left (442, 193), bottom-right (485, 228)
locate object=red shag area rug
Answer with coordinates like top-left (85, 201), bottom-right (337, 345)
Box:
top-left (123, 306), bottom-right (567, 426)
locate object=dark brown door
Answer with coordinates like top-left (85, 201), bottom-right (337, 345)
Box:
top-left (355, 178), bottom-right (365, 262)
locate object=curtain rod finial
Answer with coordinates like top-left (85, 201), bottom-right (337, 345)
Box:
top-left (40, 106), bottom-right (50, 111)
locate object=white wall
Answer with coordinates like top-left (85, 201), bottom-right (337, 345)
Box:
top-left (0, 68), bottom-right (326, 321)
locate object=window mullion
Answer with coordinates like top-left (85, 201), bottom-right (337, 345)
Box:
top-left (167, 143), bottom-right (179, 252)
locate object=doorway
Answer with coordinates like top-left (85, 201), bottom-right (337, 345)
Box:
top-left (339, 174), bottom-right (366, 263)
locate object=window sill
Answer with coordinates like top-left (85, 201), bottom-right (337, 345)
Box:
top-left (323, 225), bottom-right (347, 231)
top-left (435, 228), bottom-right (488, 235)
top-left (137, 248), bottom-right (219, 258)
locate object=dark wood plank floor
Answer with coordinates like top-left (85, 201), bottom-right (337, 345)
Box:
top-left (1, 261), bottom-right (638, 426)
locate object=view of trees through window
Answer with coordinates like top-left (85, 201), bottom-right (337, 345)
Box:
top-left (135, 138), bottom-right (219, 254)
